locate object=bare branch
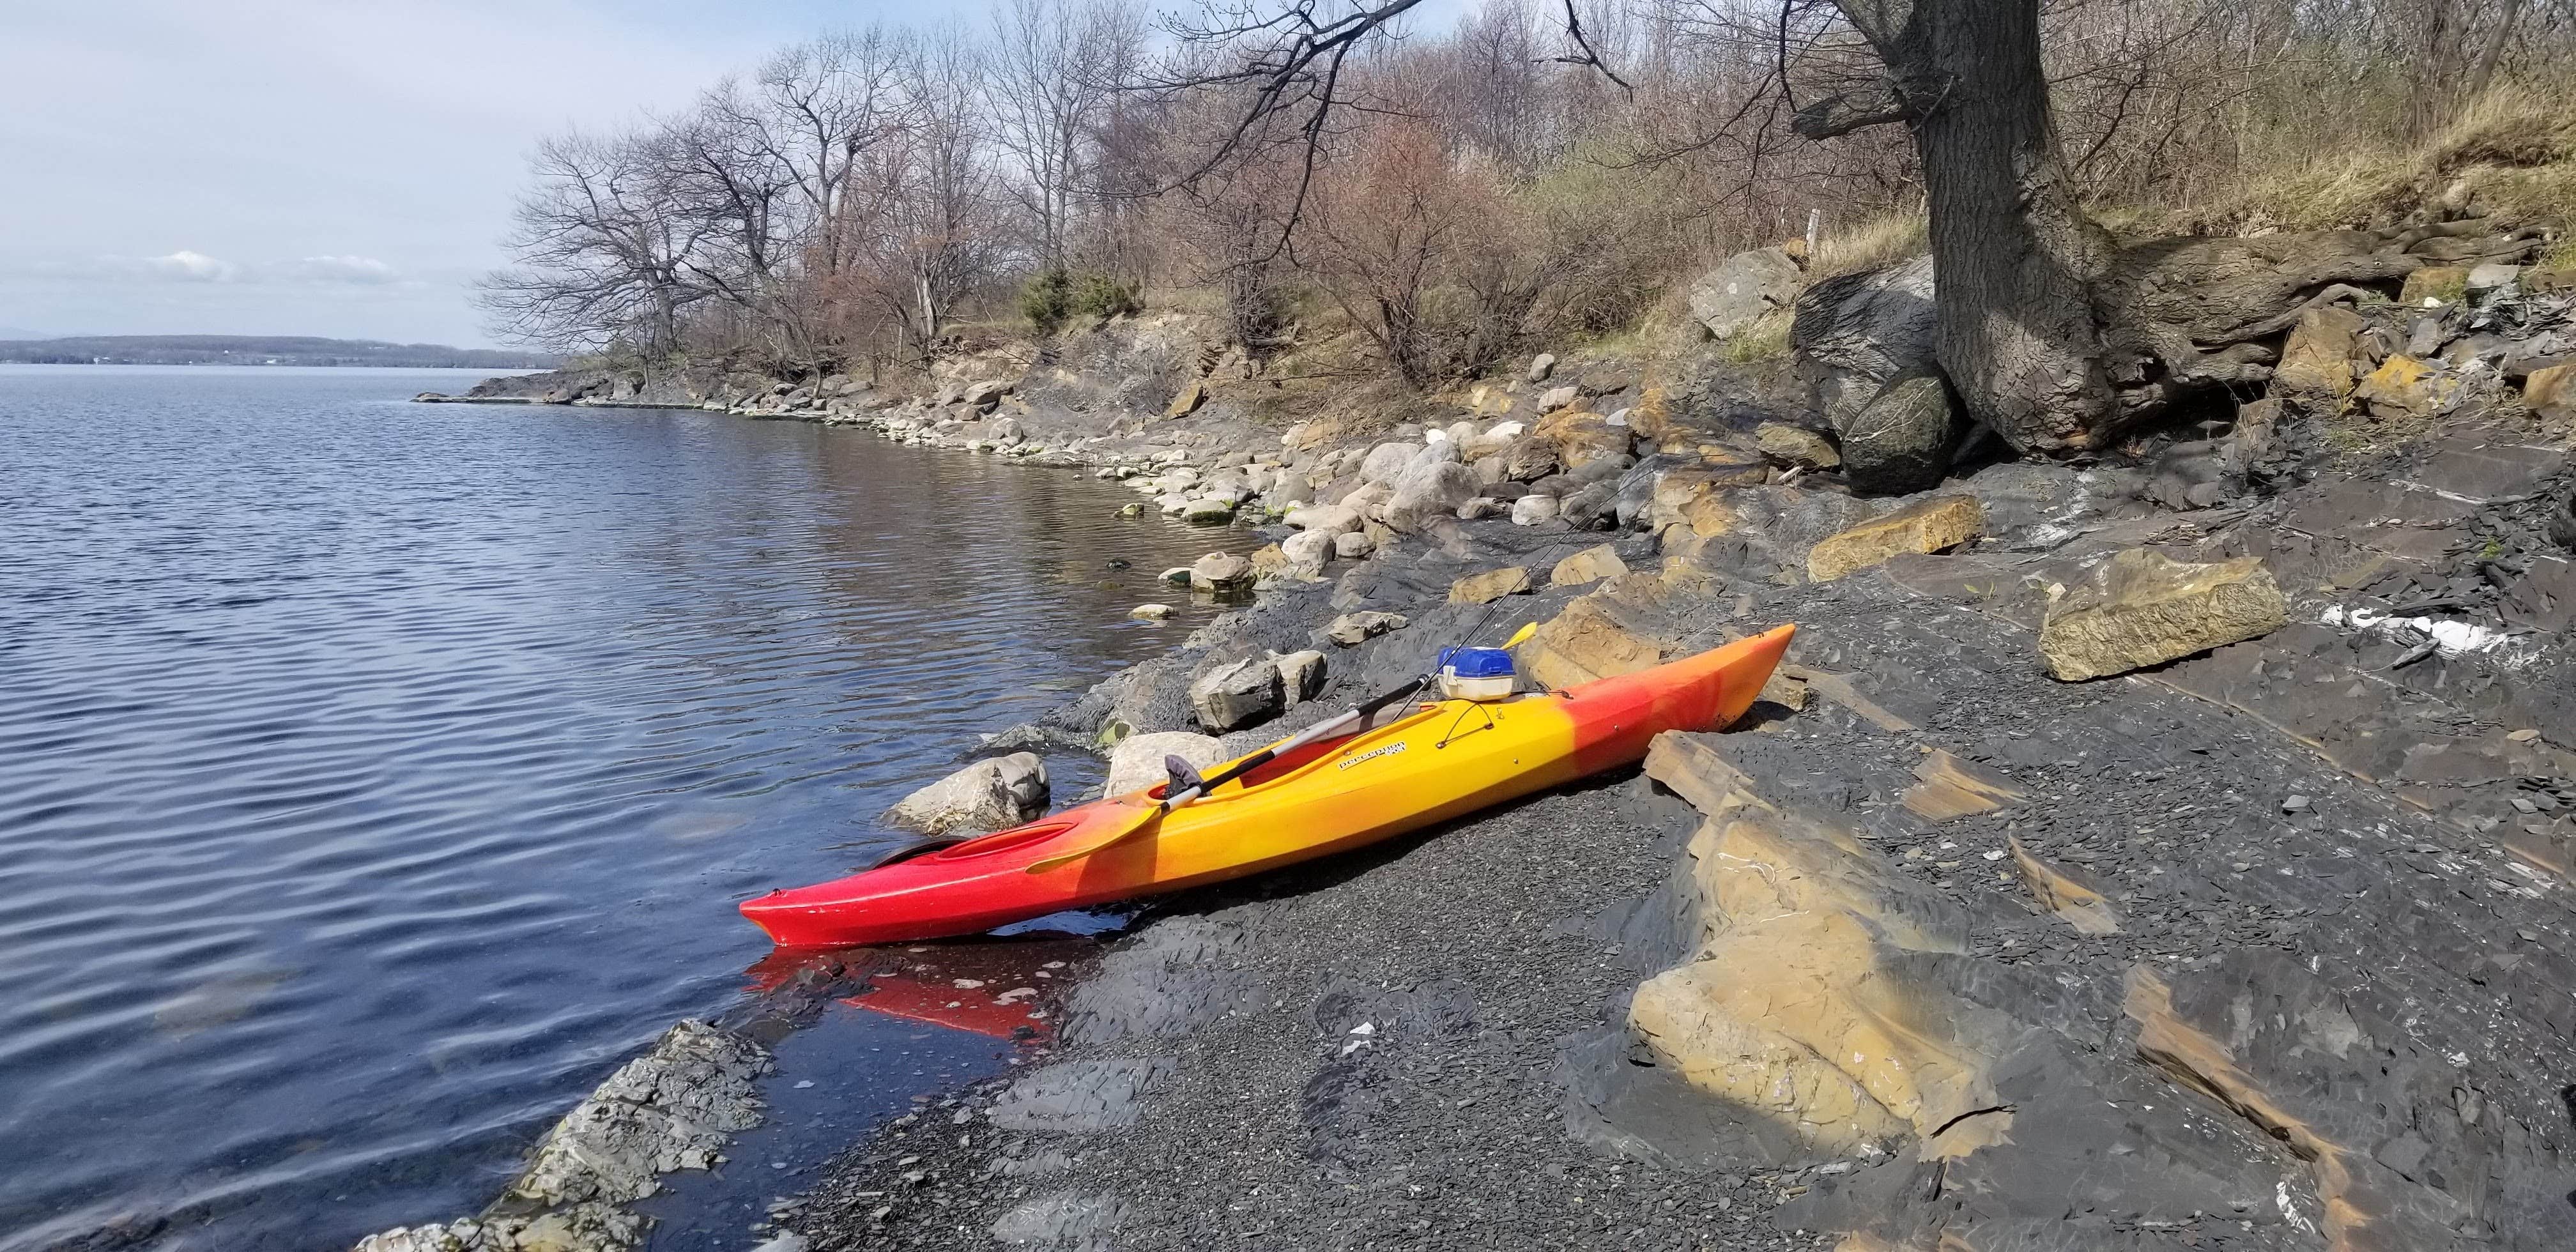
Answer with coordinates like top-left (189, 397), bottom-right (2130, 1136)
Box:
top-left (1791, 79), bottom-right (1913, 139)
top-left (1548, 0), bottom-right (1633, 95)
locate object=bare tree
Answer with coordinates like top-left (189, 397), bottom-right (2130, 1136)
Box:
top-left (985, 0), bottom-right (1151, 271)
top-left (742, 27), bottom-right (906, 280)
top-left (662, 31), bottom-right (906, 372)
top-left (477, 129), bottom-right (707, 355)
top-left (835, 26), bottom-right (1011, 362)
top-left (1296, 119), bottom-right (1483, 385)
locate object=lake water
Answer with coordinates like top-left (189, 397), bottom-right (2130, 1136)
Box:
top-left (0, 367), bottom-right (1249, 1251)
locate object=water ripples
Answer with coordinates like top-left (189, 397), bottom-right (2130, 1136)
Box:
top-left (0, 367), bottom-right (1247, 1250)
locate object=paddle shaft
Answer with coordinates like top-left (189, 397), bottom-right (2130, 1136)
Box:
top-left (1023, 676), bottom-right (1430, 874)
top-left (1163, 676), bottom-right (1425, 811)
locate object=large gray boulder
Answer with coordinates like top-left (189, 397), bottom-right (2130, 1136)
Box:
top-left (1687, 245), bottom-right (1805, 340)
top-left (1191, 656), bottom-right (1284, 731)
top-left (1558, 480), bottom-right (1620, 530)
top-left (1790, 256), bottom-right (1955, 493)
top-left (1385, 459), bottom-right (1479, 532)
top-left (1105, 731), bottom-right (1227, 796)
top-left (1511, 494), bottom-right (1560, 526)
top-left (1284, 503), bottom-right (1361, 535)
top-left (1360, 441), bottom-right (1418, 485)
top-left (1192, 551), bottom-right (1255, 592)
top-left (1280, 528), bottom-right (1337, 579)
top-left (1403, 438), bottom-right (1463, 474)
top-left (1841, 369), bottom-right (1959, 494)
top-left (883, 753), bottom-right (1049, 834)
top-left (1275, 650), bottom-right (1328, 703)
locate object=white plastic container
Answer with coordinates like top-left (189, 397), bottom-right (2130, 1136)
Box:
top-left (1436, 646), bottom-right (1518, 701)
top-left (1439, 671), bottom-right (1517, 701)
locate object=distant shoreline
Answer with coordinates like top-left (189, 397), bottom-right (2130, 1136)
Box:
top-left (0, 360), bottom-right (546, 370)
top-left (0, 334), bottom-right (558, 370)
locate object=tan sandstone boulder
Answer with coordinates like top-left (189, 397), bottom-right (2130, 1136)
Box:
top-left (2272, 305), bottom-right (2368, 401)
top-left (2037, 548), bottom-right (2287, 681)
top-left (1514, 595), bottom-right (1663, 690)
top-left (1753, 422), bottom-right (1841, 470)
top-left (1805, 496), bottom-right (1984, 583)
top-left (1448, 566), bottom-right (1533, 605)
top-left (1549, 544), bottom-right (1630, 588)
top-left (2525, 362), bottom-right (2575, 419)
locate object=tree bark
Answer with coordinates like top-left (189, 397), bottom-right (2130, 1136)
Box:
top-left (1828, 0), bottom-right (2121, 452)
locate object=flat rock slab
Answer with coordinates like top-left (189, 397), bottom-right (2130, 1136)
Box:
top-left (2397, 441), bottom-right (2569, 503)
top-left (985, 1058), bottom-right (1176, 1134)
top-left (1806, 495), bottom-right (1984, 583)
top-left (1901, 750), bottom-right (2025, 821)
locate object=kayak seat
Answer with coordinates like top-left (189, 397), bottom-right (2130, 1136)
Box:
top-left (867, 834), bottom-right (972, 869)
top-left (1139, 732), bottom-right (1363, 803)
top-left (930, 819), bottom-right (1082, 861)
top-left (1232, 735), bottom-right (1356, 788)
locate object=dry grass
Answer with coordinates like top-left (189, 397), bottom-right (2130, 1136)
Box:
top-left (1719, 308), bottom-right (1795, 365)
top-left (2428, 84), bottom-right (2576, 172)
top-left (2239, 82), bottom-right (2576, 231)
top-left (1811, 212), bottom-right (1928, 279)
top-left (1139, 284), bottom-right (1228, 318)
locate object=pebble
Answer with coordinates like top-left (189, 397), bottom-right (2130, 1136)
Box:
top-left (2281, 795), bottom-right (2312, 813)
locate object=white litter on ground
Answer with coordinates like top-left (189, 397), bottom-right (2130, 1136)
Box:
top-left (2320, 606), bottom-right (2519, 657)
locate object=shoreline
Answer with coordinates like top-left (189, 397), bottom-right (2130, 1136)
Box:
top-left (371, 312), bottom-right (2576, 1252)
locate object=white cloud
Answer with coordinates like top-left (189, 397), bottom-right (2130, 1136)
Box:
top-left (278, 255), bottom-right (401, 285)
top-left (0, 251), bottom-right (244, 282)
top-left (142, 250), bottom-right (237, 282)
top-left (7, 250), bottom-right (391, 285)
top-left (0, 0), bottom-right (946, 343)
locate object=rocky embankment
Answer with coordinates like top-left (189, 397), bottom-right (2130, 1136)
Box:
top-left (380, 244), bottom-right (2576, 1252)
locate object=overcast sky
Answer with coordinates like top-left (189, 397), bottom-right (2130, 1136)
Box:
top-left (1, 0), bottom-right (1479, 349)
top-left (0, 1), bottom-right (960, 347)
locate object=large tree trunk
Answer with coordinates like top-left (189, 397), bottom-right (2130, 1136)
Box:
top-left (1909, 0), bottom-right (2119, 451)
top-left (1807, 0), bottom-right (2541, 458)
top-left (1820, 0), bottom-right (2120, 452)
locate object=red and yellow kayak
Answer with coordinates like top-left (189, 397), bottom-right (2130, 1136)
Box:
top-left (740, 625), bottom-right (1794, 949)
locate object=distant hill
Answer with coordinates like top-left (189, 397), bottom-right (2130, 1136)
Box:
top-left (0, 335), bottom-right (560, 369)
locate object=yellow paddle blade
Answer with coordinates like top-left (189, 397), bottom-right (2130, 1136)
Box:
top-left (1503, 621), bottom-right (1538, 648)
top-left (1026, 803), bottom-right (1163, 874)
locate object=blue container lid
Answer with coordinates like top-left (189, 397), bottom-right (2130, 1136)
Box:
top-left (1436, 646), bottom-right (1516, 678)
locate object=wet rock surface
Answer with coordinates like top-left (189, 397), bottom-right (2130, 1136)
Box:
top-left (884, 754), bottom-right (1050, 835)
top-left (352, 1021), bottom-right (772, 1252)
